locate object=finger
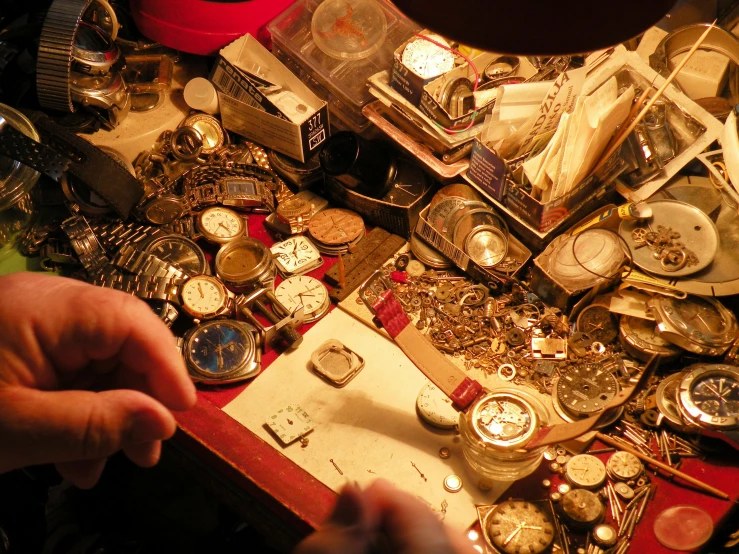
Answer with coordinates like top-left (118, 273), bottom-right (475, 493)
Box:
top-left (55, 459), bottom-right (107, 489)
top-left (123, 440), bottom-right (162, 468)
top-left (364, 480), bottom-right (475, 554)
top-left (0, 387), bottom-right (176, 473)
top-left (294, 483), bottom-right (376, 554)
top-left (1, 274), bottom-right (196, 411)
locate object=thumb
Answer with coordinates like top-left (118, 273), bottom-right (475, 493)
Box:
top-left (0, 387), bottom-right (177, 473)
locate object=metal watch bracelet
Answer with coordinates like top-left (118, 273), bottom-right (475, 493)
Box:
top-left (89, 220), bottom-right (169, 252)
top-left (111, 243), bottom-right (187, 279)
top-left (60, 216), bottom-right (110, 276)
top-left (93, 269), bottom-right (185, 303)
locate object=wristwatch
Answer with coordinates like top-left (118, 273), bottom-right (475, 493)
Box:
top-left (69, 70), bottom-right (131, 130)
top-left (139, 193), bottom-right (189, 225)
top-left (215, 237), bottom-right (276, 292)
top-left (143, 234), bottom-right (210, 277)
top-left (275, 195), bottom-right (313, 234)
top-left (0, 114), bottom-right (144, 218)
top-left (677, 363), bottom-right (739, 449)
top-left (268, 148), bottom-right (324, 190)
top-left (195, 206), bottom-right (248, 244)
top-left (72, 21), bottom-right (120, 75)
top-left (270, 236), bottom-right (323, 277)
top-left (60, 215), bottom-right (109, 276)
top-left (179, 319), bottom-right (261, 384)
top-left (648, 295), bottom-right (739, 357)
top-left (111, 243), bottom-right (188, 279)
top-left (179, 274), bottom-right (236, 320)
top-left (185, 178), bottom-right (275, 213)
top-left (619, 315), bottom-right (682, 363)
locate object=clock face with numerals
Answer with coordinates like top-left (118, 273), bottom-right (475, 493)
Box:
top-left (197, 206), bottom-right (245, 243)
top-left (308, 208), bottom-right (365, 245)
top-left (271, 236), bottom-right (323, 276)
top-left (181, 275), bottom-right (228, 318)
top-left (266, 404), bottom-right (315, 445)
top-left (487, 500), bottom-right (555, 554)
top-left (274, 275), bottom-right (329, 323)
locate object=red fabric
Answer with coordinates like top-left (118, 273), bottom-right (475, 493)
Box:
top-left (178, 216), bottom-right (739, 551)
top-left (372, 289), bottom-right (411, 339)
top-left (390, 271), bottom-right (408, 283)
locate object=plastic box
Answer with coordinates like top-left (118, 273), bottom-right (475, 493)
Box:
top-left (268, 0), bottom-right (420, 134)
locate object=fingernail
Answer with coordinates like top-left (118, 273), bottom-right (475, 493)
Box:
top-left (328, 483), bottom-right (363, 528)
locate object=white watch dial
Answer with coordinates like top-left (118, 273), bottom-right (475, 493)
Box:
top-left (565, 454), bottom-right (607, 489)
top-left (271, 236), bottom-right (322, 274)
top-left (181, 276), bottom-right (226, 317)
top-left (199, 207), bottom-right (244, 240)
top-left (274, 276), bottom-right (329, 320)
top-left (606, 451), bottom-right (643, 481)
top-left (416, 382), bottom-right (459, 429)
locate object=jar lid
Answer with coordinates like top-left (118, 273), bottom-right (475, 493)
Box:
top-left (0, 104), bottom-right (41, 212)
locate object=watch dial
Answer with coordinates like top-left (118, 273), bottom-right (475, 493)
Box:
top-left (145, 197), bottom-right (186, 225)
top-left (271, 237), bottom-right (321, 273)
top-left (690, 374), bottom-right (739, 417)
top-left (623, 316), bottom-right (675, 347)
top-left (577, 306), bottom-right (618, 344)
top-left (557, 364), bottom-right (618, 417)
top-left (199, 207), bottom-right (244, 240)
top-left (565, 454), bottom-right (607, 489)
top-left (274, 275), bottom-right (328, 317)
top-left (187, 321), bottom-right (250, 377)
top-left (465, 227), bottom-right (507, 268)
top-left (225, 179), bottom-right (258, 196)
top-left (181, 276), bottom-right (226, 317)
top-left (488, 500), bottom-right (555, 554)
top-left (145, 235), bottom-right (208, 275)
top-left (606, 451), bottom-right (643, 481)
top-left (671, 296), bottom-right (727, 334)
top-left (308, 208), bottom-right (365, 245)
top-left (475, 396), bottom-right (535, 444)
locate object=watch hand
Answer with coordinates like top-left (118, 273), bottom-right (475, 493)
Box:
top-left (198, 283), bottom-right (204, 298)
top-left (520, 525), bottom-right (543, 531)
top-left (704, 383), bottom-right (727, 400)
top-left (503, 523), bottom-right (524, 546)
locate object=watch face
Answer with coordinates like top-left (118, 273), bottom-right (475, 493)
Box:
top-left (308, 208), bottom-right (365, 245)
top-left (274, 275), bottom-right (329, 322)
top-left (181, 276), bottom-right (228, 318)
top-left (464, 226), bottom-right (508, 268)
top-left (472, 392), bottom-right (538, 448)
top-left (271, 236), bottom-right (322, 275)
top-left (689, 372), bottom-right (739, 418)
top-left (198, 206), bottom-right (245, 243)
top-left (145, 235), bottom-right (208, 276)
top-left (181, 114), bottom-right (224, 154)
top-left (606, 451), bottom-right (643, 481)
top-left (577, 305), bottom-right (618, 344)
top-left (669, 296), bottom-right (728, 333)
top-left (565, 454), bottom-right (607, 489)
top-left (186, 320), bottom-right (252, 378)
top-left (225, 179), bottom-right (258, 196)
top-left (487, 501), bottom-right (555, 554)
top-left (145, 196), bottom-right (187, 225)
top-left (556, 363), bottom-right (618, 417)
top-left (620, 315), bottom-right (681, 358)
top-left (415, 382), bottom-right (459, 429)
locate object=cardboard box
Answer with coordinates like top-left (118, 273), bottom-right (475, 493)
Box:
top-left (415, 205), bottom-right (531, 288)
top-left (210, 34), bottom-right (330, 162)
top-left (390, 42), bottom-right (501, 129)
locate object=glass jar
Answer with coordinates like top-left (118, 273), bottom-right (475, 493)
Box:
top-left (0, 104), bottom-right (41, 259)
top-left (458, 388), bottom-right (550, 487)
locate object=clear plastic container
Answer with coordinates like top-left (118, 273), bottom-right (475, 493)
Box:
top-left (0, 104), bottom-right (40, 258)
top-left (311, 0), bottom-right (387, 61)
top-left (458, 388), bottom-right (550, 488)
top-left (268, 0), bottom-right (419, 126)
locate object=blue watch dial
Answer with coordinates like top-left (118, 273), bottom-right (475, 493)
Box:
top-left (187, 320), bottom-right (251, 377)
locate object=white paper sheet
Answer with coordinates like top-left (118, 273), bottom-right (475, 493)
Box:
top-left (222, 309), bottom-right (513, 533)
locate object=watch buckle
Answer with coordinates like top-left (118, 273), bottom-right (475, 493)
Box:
top-left (358, 271), bottom-right (392, 315)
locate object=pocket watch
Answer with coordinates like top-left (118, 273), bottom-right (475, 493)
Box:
top-left (273, 275), bottom-right (330, 323)
top-left (144, 235), bottom-right (209, 276)
top-left (196, 206), bottom-right (248, 244)
top-left (486, 500), bottom-right (555, 554)
top-left (577, 305), bottom-right (619, 345)
top-left (605, 451), bottom-right (643, 481)
top-left (271, 236), bottom-right (323, 277)
top-left (308, 208), bottom-right (365, 246)
top-left (181, 319), bottom-right (260, 384)
top-left (618, 315), bottom-right (682, 363)
top-left (180, 275), bottom-right (235, 320)
top-left (416, 382), bottom-right (460, 430)
top-left (648, 295), bottom-right (739, 357)
top-left (215, 237), bottom-right (275, 291)
top-left (677, 363), bottom-right (739, 448)
top-left (564, 454), bottom-right (607, 489)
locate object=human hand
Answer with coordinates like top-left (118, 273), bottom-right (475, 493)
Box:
top-left (0, 273), bottom-right (197, 488)
top-left (294, 480), bottom-right (475, 554)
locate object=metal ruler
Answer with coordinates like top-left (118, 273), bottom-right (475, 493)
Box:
top-left (326, 227), bottom-right (406, 302)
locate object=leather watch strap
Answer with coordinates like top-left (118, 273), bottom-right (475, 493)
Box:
top-left (0, 115), bottom-right (70, 180)
top-left (35, 116), bottom-right (144, 218)
top-left (359, 272), bottom-right (483, 411)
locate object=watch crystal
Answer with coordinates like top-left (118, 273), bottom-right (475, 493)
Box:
top-left (145, 235), bottom-right (208, 276)
top-left (181, 276), bottom-right (227, 317)
top-left (690, 374), bottom-right (739, 417)
top-left (188, 320), bottom-right (250, 377)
